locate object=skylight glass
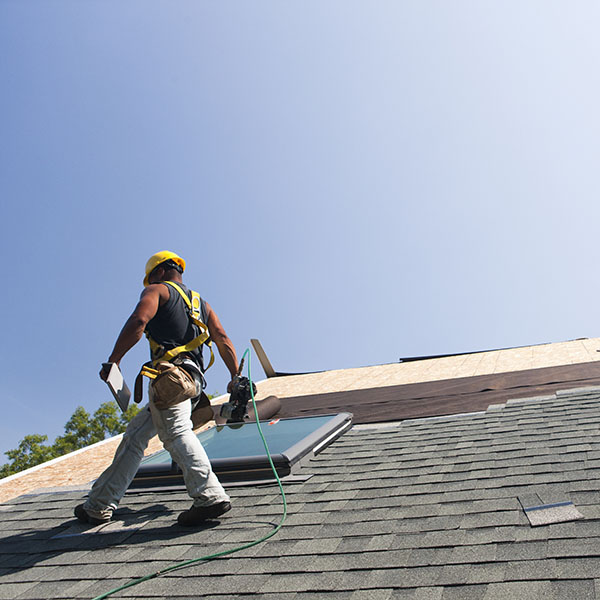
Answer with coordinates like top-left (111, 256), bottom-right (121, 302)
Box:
top-left (130, 412), bottom-right (352, 488)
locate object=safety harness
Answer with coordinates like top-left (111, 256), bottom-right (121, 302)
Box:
top-left (135, 281), bottom-right (215, 402)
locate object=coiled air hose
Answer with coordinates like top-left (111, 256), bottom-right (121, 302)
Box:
top-left (91, 347), bottom-right (287, 600)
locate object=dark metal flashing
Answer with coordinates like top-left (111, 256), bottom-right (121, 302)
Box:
top-left (524, 501), bottom-right (574, 512)
top-left (250, 338), bottom-right (320, 378)
top-left (250, 339), bottom-right (277, 378)
top-left (396, 339), bottom-right (589, 363)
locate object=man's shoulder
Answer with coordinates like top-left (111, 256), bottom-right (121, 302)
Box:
top-left (142, 282), bottom-right (169, 292)
top-left (141, 282), bottom-right (171, 302)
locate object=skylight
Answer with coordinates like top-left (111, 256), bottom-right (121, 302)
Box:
top-left (130, 413), bottom-right (352, 489)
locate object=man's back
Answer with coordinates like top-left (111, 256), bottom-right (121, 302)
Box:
top-left (145, 282), bottom-right (208, 369)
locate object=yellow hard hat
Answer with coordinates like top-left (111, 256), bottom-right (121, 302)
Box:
top-left (143, 251), bottom-right (186, 286)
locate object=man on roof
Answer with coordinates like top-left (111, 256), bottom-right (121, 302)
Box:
top-left (75, 250), bottom-right (239, 527)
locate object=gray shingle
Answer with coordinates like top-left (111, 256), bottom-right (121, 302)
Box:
top-left (2, 387), bottom-right (600, 599)
top-left (449, 544), bottom-right (498, 564)
top-left (555, 557), bottom-right (600, 579)
top-left (404, 549), bottom-right (449, 567)
top-left (440, 585), bottom-right (488, 599)
top-left (496, 541), bottom-right (548, 561)
top-left (335, 537), bottom-right (381, 553)
top-left (547, 538), bottom-right (600, 558)
top-left (292, 537), bottom-right (342, 555)
top-left (155, 572), bottom-right (267, 596)
top-left (350, 590), bottom-right (395, 600)
top-left (259, 571), bottom-right (364, 594)
top-left (0, 566), bottom-right (60, 583)
top-left (552, 580), bottom-right (596, 600)
top-left (368, 566), bottom-right (445, 589)
top-left (482, 581), bottom-right (555, 599)
top-left (296, 594), bottom-right (353, 600)
top-left (72, 578), bottom-right (146, 598)
top-left (14, 578), bottom-right (94, 600)
top-left (448, 562), bottom-right (506, 585)
top-left (0, 583), bottom-right (38, 600)
top-left (0, 553), bottom-right (40, 569)
top-left (503, 559), bottom-right (558, 581)
top-left (411, 588), bottom-right (443, 600)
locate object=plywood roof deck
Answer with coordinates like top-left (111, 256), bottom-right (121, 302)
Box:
top-left (254, 338), bottom-right (600, 399)
top-left (0, 434), bottom-right (166, 504)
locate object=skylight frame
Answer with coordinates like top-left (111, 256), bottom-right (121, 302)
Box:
top-left (130, 412), bottom-right (353, 489)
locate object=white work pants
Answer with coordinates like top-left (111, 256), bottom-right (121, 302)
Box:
top-left (84, 396), bottom-right (229, 520)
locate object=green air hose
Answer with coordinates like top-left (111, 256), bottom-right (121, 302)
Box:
top-left (91, 347), bottom-right (287, 600)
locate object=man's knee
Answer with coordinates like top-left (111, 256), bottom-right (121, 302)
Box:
top-left (157, 419), bottom-right (193, 447)
top-left (122, 407), bottom-right (154, 452)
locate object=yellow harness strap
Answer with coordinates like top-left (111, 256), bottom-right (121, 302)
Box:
top-left (145, 281), bottom-right (215, 370)
top-left (140, 365), bottom-right (159, 379)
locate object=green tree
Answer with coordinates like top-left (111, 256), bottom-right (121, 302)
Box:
top-left (53, 407), bottom-right (95, 455)
top-left (0, 434), bottom-right (56, 478)
top-left (0, 402), bottom-right (141, 479)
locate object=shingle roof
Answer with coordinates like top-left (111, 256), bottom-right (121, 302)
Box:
top-left (2, 338), bottom-right (598, 502)
top-left (1, 385), bottom-right (599, 599)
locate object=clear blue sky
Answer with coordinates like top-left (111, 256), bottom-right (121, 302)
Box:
top-left (1, 1), bottom-right (599, 462)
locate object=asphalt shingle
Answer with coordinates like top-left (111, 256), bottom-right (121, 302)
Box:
top-left (1, 387), bottom-right (600, 599)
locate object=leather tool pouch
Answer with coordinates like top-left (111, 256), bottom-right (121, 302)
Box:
top-left (149, 362), bottom-right (197, 410)
top-left (191, 391), bottom-right (214, 429)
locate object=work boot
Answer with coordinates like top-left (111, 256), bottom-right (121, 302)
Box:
top-left (74, 504), bottom-right (112, 526)
top-left (177, 501), bottom-right (231, 527)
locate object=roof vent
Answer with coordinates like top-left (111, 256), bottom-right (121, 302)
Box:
top-left (251, 338), bottom-right (277, 378)
top-left (519, 495), bottom-right (584, 527)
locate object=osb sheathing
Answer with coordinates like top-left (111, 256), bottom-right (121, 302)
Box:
top-left (254, 338), bottom-right (600, 400)
top-left (0, 422), bottom-right (215, 504)
top-left (2, 338), bottom-right (599, 504)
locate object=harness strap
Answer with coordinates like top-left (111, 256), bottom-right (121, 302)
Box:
top-left (146, 336), bottom-right (162, 356)
top-left (140, 365), bottom-right (159, 379)
top-left (134, 362), bottom-right (153, 403)
top-left (165, 281), bottom-right (193, 310)
top-left (145, 281), bottom-right (215, 370)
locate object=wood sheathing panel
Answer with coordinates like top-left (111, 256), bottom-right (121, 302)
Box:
top-left (0, 434), bottom-right (167, 504)
top-left (255, 338), bottom-right (600, 400)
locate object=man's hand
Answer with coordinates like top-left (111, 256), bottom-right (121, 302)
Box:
top-left (227, 377), bottom-right (237, 394)
top-left (99, 362), bottom-right (116, 382)
top-left (101, 285), bottom-right (166, 381)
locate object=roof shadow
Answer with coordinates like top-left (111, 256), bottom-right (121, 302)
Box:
top-left (0, 504), bottom-right (229, 574)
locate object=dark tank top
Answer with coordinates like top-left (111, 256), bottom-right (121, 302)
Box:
top-left (145, 282), bottom-right (209, 371)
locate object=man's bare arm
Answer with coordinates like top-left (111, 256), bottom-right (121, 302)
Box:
top-left (105, 285), bottom-right (164, 368)
top-left (205, 302), bottom-right (239, 383)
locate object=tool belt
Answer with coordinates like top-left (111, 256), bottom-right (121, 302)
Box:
top-left (134, 361), bottom-right (197, 410)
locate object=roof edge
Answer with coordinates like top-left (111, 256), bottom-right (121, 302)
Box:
top-left (0, 433), bottom-right (124, 487)
top-left (265, 337), bottom-right (596, 379)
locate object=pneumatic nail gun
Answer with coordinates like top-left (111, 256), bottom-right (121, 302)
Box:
top-left (219, 358), bottom-right (257, 425)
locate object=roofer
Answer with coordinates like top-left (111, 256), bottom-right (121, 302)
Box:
top-left (75, 251), bottom-right (238, 527)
